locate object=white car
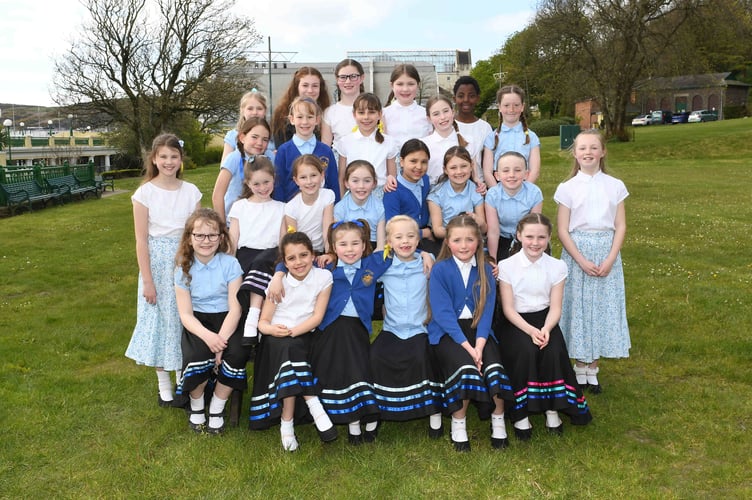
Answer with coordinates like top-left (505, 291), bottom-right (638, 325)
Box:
top-left (631, 115), bottom-right (651, 126)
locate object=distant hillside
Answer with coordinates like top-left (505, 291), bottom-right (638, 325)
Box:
top-left (0, 103), bottom-right (111, 132)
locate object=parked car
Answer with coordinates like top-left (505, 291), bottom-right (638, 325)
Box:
top-left (688, 110), bottom-right (718, 123)
top-left (650, 110), bottom-right (673, 124)
top-left (671, 111), bottom-right (690, 124)
top-left (631, 114), bottom-right (651, 126)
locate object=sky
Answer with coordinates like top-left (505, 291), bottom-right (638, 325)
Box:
top-left (0, 0), bottom-right (537, 109)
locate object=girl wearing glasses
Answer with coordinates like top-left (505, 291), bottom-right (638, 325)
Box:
top-left (127, 134), bottom-right (202, 410)
top-left (174, 208), bottom-right (247, 435)
top-left (321, 58), bottom-right (365, 151)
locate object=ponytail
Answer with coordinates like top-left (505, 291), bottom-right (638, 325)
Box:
top-left (453, 120), bottom-right (468, 148)
top-left (520, 113), bottom-right (530, 146)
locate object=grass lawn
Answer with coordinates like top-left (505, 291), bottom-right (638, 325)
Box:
top-left (1, 118), bottom-right (751, 498)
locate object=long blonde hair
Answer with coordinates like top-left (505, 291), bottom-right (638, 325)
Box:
top-left (436, 214), bottom-right (490, 328)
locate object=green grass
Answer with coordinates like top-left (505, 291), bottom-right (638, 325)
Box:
top-left (2, 118), bottom-right (752, 498)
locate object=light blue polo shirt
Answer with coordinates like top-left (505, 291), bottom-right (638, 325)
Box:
top-left (380, 254), bottom-right (427, 339)
top-left (484, 123), bottom-right (541, 168)
top-left (334, 192), bottom-right (385, 242)
top-left (427, 179), bottom-right (484, 225)
top-left (174, 253), bottom-right (243, 313)
top-left (485, 182), bottom-right (543, 238)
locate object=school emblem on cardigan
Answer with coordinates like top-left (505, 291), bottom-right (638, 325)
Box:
top-left (361, 270), bottom-right (374, 287)
top-left (317, 156), bottom-right (330, 168)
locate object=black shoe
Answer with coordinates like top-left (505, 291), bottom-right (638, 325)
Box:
top-left (158, 394), bottom-right (172, 408)
top-left (546, 424), bottom-right (564, 436)
top-left (348, 433), bottom-right (364, 446)
top-left (513, 427), bottom-right (533, 441)
top-left (171, 393), bottom-right (189, 409)
top-left (207, 412), bottom-right (225, 435)
top-left (317, 425), bottom-right (338, 443)
top-left (452, 439), bottom-right (471, 452)
top-left (491, 437), bottom-right (509, 449)
top-left (588, 384), bottom-right (603, 394)
top-left (363, 421), bottom-right (381, 443)
top-left (428, 425), bottom-right (444, 439)
top-left (188, 409), bottom-right (206, 434)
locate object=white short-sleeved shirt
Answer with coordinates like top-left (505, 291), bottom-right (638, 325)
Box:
top-left (457, 119), bottom-right (493, 180)
top-left (337, 131), bottom-right (399, 187)
top-left (382, 101), bottom-right (432, 148)
top-left (553, 170), bottom-right (629, 232)
top-left (131, 181), bottom-right (202, 238)
top-left (422, 130), bottom-right (459, 185)
top-left (271, 267), bottom-right (333, 330)
top-left (323, 102), bottom-right (357, 151)
top-left (284, 188), bottom-right (335, 252)
top-left (227, 198), bottom-right (286, 250)
top-left (499, 251), bottom-right (568, 313)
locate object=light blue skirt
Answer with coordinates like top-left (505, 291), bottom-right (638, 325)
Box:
top-left (125, 236), bottom-right (183, 371)
top-left (560, 231), bottom-right (630, 363)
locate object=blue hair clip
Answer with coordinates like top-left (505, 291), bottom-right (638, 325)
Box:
top-left (332, 220), bottom-right (364, 229)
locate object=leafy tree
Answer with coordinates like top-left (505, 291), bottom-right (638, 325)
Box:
top-left (532, 0), bottom-right (700, 140)
top-left (53, 0), bottom-right (260, 156)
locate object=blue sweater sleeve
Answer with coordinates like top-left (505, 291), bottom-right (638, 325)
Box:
top-left (273, 145), bottom-right (288, 202)
top-left (429, 264), bottom-right (467, 345)
top-left (322, 148), bottom-right (340, 202)
top-left (383, 189), bottom-right (400, 222)
top-left (475, 263), bottom-right (497, 341)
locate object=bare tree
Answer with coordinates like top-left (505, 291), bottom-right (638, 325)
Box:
top-left (53, 0), bottom-right (260, 153)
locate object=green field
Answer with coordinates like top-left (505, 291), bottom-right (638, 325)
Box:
top-left (1, 119), bottom-right (751, 498)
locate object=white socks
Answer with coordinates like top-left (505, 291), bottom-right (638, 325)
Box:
top-left (208, 395), bottom-right (227, 428)
top-left (348, 421), bottom-right (362, 436)
top-left (451, 417), bottom-right (468, 443)
top-left (156, 370), bottom-right (173, 401)
top-left (189, 396), bottom-right (205, 425)
top-left (305, 397), bottom-right (334, 432)
top-left (574, 364), bottom-right (588, 385)
top-left (586, 366), bottom-right (600, 386)
top-left (364, 421), bottom-right (378, 432)
top-left (280, 418), bottom-right (299, 451)
top-left (429, 413), bottom-right (443, 430)
top-left (244, 307), bottom-right (260, 339)
top-left (545, 410), bottom-right (562, 428)
top-left (492, 413), bottom-right (509, 439)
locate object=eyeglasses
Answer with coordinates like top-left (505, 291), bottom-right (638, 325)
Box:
top-left (336, 73), bottom-right (361, 82)
top-left (192, 233), bottom-right (220, 242)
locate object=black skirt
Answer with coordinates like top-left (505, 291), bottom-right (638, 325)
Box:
top-left (310, 316), bottom-right (379, 424)
top-left (370, 331), bottom-right (441, 421)
top-left (177, 311), bottom-right (250, 395)
top-left (431, 319), bottom-right (513, 416)
top-left (248, 333), bottom-right (318, 430)
top-left (497, 309), bottom-right (592, 425)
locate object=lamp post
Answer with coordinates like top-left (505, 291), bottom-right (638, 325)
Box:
top-left (3, 119), bottom-right (12, 162)
top-left (68, 114), bottom-right (74, 137)
top-left (48, 120), bottom-right (54, 136)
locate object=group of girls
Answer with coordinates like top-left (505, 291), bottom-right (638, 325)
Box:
top-left (125, 59), bottom-right (629, 452)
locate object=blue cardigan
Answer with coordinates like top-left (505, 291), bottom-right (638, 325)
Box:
top-left (273, 140), bottom-right (340, 203)
top-left (426, 258), bottom-right (496, 345)
top-left (383, 174), bottom-right (430, 228)
top-left (320, 251), bottom-right (392, 333)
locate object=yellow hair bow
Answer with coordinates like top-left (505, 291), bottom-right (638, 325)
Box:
top-left (287, 225), bottom-right (296, 234)
top-left (383, 243), bottom-right (392, 261)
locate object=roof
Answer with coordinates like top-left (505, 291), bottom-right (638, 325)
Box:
top-left (635, 73), bottom-right (751, 91)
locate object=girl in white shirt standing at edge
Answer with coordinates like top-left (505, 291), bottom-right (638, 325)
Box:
top-left (321, 58), bottom-right (365, 152)
top-left (126, 134), bottom-right (202, 409)
top-left (554, 129), bottom-right (630, 394)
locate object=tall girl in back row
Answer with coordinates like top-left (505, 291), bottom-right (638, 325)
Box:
top-left (554, 130), bottom-right (630, 393)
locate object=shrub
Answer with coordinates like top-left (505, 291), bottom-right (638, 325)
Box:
top-left (529, 117), bottom-right (577, 137)
top-left (204, 146), bottom-right (223, 165)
